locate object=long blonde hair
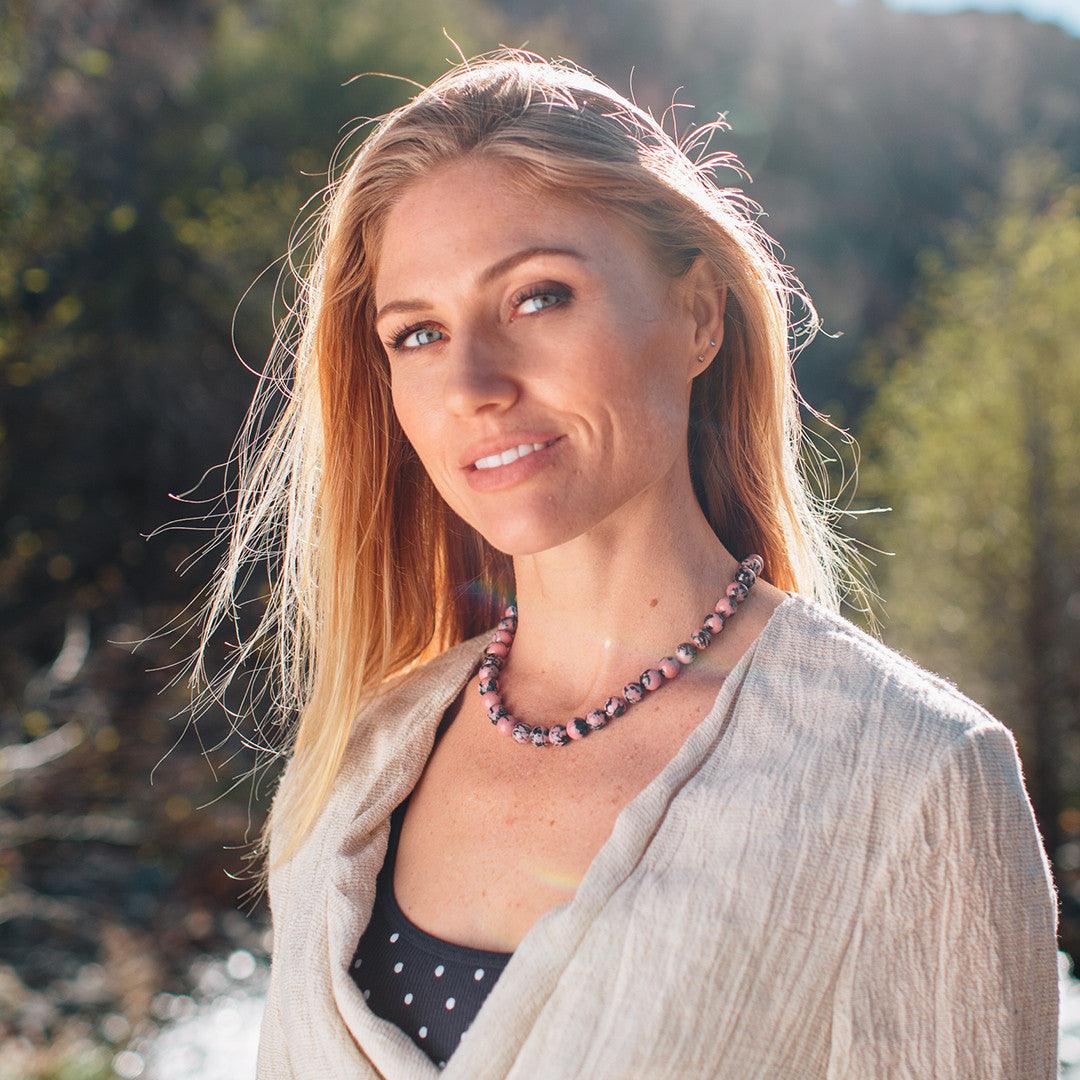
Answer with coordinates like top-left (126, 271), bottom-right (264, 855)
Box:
top-left (181, 47), bottom-right (875, 880)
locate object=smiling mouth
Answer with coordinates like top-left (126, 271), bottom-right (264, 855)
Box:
top-left (462, 435), bottom-right (566, 492)
top-left (469, 436), bottom-right (562, 471)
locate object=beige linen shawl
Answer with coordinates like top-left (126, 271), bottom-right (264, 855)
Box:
top-left (256, 590), bottom-right (1060, 1079)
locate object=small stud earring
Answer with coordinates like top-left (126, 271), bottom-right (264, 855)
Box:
top-left (697, 338), bottom-right (718, 363)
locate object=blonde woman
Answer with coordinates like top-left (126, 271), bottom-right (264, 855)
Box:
top-left (191, 49), bottom-right (1059, 1078)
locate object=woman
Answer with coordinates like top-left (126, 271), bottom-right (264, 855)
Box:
top-left (191, 49), bottom-right (1059, 1078)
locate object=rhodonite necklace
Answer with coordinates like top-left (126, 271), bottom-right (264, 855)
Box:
top-left (476, 553), bottom-right (764, 747)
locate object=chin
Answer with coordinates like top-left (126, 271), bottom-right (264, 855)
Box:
top-left (474, 513), bottom-right (577, 558)
top-left (481, 531), bottom-right (562, 559)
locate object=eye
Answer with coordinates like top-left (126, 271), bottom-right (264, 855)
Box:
top-left (511, 282), bottom-right (573, 316)
top-left (388, 325), bottom-right (444, 351)
top-left (384, 282), bottom-right (573, 353)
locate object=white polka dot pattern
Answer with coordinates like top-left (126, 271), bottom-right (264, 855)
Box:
top-left (347, 775), bottom-right (513, 1070)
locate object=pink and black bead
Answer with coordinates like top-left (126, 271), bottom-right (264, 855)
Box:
top-left (475, 556), bottom-right (764, 748)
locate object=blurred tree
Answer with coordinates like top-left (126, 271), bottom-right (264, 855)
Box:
top-left (853, 148), bottom-right (1080, 891)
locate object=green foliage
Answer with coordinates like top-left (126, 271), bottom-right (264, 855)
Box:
top-left (855, 149), bottom-right (1080, 747)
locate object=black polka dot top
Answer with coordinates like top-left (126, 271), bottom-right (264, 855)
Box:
top-left (348, 710), bottom-right (514, 1070)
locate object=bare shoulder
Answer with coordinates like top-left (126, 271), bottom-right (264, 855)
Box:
top-left (748, 578), bottom-right (791, 620)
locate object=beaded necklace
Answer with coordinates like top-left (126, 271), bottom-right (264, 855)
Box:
top-left (476, 553), bottom-right (764, 747)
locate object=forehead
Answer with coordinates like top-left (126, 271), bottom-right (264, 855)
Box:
top-left (373, 158), bottom-right (650, 304)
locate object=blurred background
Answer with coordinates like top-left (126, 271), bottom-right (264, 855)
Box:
top-left (2, 0), bottom-right (1079, 1076)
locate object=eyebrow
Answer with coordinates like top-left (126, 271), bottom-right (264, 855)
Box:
top-left (374, 245), bottom-right (589, 323)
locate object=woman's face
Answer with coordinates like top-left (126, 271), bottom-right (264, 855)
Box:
top-left (372, 156), bottom-right (713, 556)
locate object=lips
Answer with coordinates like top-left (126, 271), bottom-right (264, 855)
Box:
top-left (459, 432), bottom-right (564, 471)
top-left (462, 435), bottom-right (566, 492)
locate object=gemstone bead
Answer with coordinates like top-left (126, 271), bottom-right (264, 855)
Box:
top-left (549, 725), bottom-right (570, 746)
top-left (691, 628), bottom-right (713, 649)
top-left (496, 715), bottom-right (515, 737)
top-left (735, 566), bottom-right (756, 588)
top-left (624, 681), bottom-right (645, 703)
top-left (658, 657), bottom-right (681, 679)
top-left (715, 596), bottom-right (736, 618)
top-left (478, 678), bottom-right (498, 696)
top-left (743, 554), bottom-right (764, 575)
top-left (504, 603), bottom-right (518, 617)
top-left (530, 726), bottom-right (548, 747)
top-left (640, 669), bottom-right (663, 691)
top-left (585, 709), bottom-right (608, 730)
top-left (497, 617), bottom-right (516, 632)
top-left (675, 642), bottom-right (698, 664)
top-left (726, 581), bottom-right (749, 604)
top-left (604, 696), bottom-right (627, 717)
top-left (485, 641), bottom-right (509, 659)
top-left (567, 718), bottom-right (589, 739)
top-left (481, 690), bottom-right (501, 710)
top-left (511, 721), bottom-right (531, 744)
top-left (703, 613), bottom-right (724, 634)
top-left (488, 703), bottom-right (509, 722)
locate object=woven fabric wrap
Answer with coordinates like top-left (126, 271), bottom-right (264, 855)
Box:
top-left (255, 592), bottom-right (1061, 1080)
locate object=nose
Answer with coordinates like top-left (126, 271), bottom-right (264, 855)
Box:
top-left (442, 327), bottom-right (521, 418)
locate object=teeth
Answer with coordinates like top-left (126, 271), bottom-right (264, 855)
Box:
top-left (474, 440), bottom-right (555, 470)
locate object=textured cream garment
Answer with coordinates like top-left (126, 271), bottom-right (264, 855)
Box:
top-left (255, 591), bottom-right (1060, 1079)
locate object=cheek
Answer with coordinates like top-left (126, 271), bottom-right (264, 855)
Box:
top-left (556, 310), bottom-right (651, 402)
top-left (575, 326), bottom-right (688, 454)
top-left (390, 375), bottom-right (438, 456)
top-left (610, 391), bottom-right (690, 484)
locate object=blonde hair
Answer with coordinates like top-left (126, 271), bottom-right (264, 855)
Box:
top-left (180, 47), bottom-right (876, 883)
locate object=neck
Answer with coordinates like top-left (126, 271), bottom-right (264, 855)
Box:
top-left (499, 480), bottom-right (745, 718)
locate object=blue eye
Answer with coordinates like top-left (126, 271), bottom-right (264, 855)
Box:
top-left (385, 282), bottom-right (572, 352)
top-left (393, 326), bottom-right (444, 350)
top-left (511, 283), bottom-right (572, 315)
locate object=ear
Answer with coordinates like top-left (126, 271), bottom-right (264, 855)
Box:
top-left (679, 254), bottom-right (727, 379)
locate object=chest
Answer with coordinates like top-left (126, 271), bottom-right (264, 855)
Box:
top-left (389, 678), bottom-right (727, 954)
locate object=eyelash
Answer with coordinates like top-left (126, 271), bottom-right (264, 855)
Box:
top-left (385, 282), bottom-right (573, 352)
